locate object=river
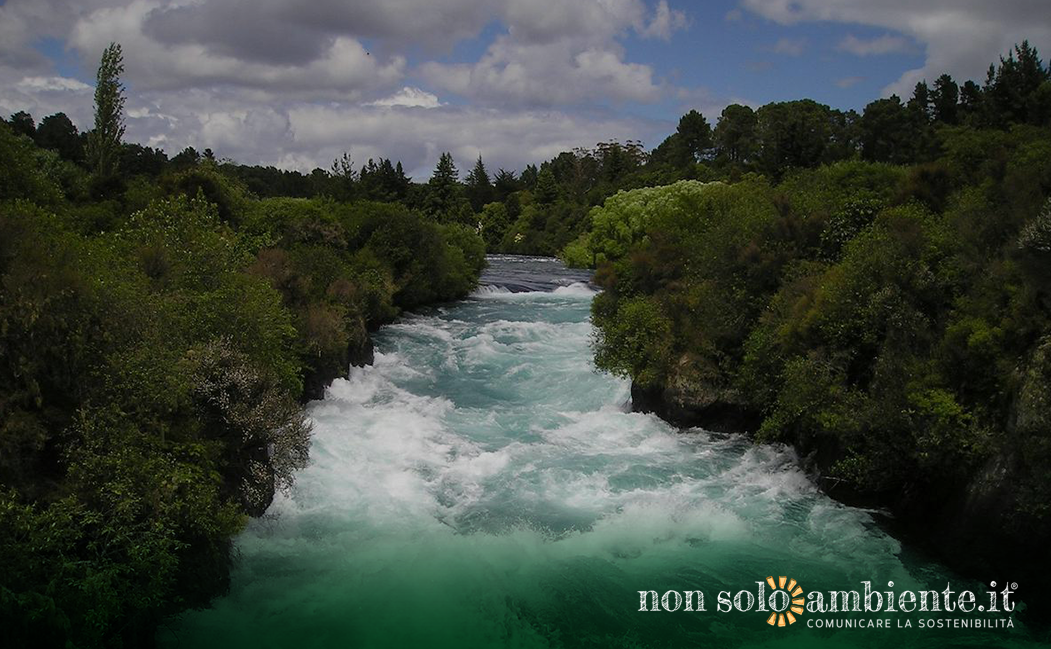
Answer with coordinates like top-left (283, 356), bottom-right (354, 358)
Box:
top-left (160, 255), bottom-right (1040, 648)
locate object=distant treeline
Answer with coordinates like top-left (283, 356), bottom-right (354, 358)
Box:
top-left (6, 43), bottom-right (1050, 265)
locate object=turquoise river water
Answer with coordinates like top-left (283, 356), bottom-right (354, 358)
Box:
top-left (159, 256), bottom-right (1045, 649)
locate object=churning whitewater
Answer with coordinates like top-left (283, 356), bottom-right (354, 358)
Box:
top-left (160, 256), bottom-right (1025, 649)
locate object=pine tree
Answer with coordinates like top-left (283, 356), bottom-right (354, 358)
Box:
top-left (931, 74), bottom-right (959, 124)
top-left (330, 151), bottom-right (356, 201)
top-left (959, 80), bottom-right (985, 125)
top-left (393, 161), bottom-right (410, 200)
top-left (425, 152), bottom-right (468, 221)
top-left (908, 81), bottom-right (932, 123)
top-left (534, 167), bottom-right (558, 204)
top-left (677, 110), bottom-right (713, 162)
top-left (465, 155), bottom-right (494, 212)
top-left (493, 169), bottom-right (520, 202)
top-left (986, 40), bottom-right (1050, 125)
top-left (520, 164), bottom-right (539, 190)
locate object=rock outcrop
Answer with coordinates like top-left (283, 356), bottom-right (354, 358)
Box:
top-left (630, 355), bottom-right (761, 432)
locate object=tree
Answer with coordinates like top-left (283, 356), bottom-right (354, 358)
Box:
top-left (859, 96), bottom-right (912, 164)
top-left (86, 42), bottom-right (126, 178)
top-left (931, 74), bottom-right (960, 124)
top-left (493, 169), bottom-right (520, 202)
top-left (1032, 81), bottom-right (1051, 127)
top-left (714, 104), bottom-right (758, 164)
top-left (330, 151), bottom-right (357, 200)
top-left (465, 155), bottom-right (494, 212)
top-left (521, 164), bottom-right (539, 190)
top-left (358, 157), bottom-right (409, 202)
top-left (431, 152), bottom-right (458, 184)
top-left (755, 100), bottom-right (833, 175)
top-left (648, 112), bottom-right (713, 171)
top-left (425, 152), bottom-right (470, 223)
top-left (908, 81), bottom-right (932, 124)
top-left (595, 140), bottom-right (644, 182)
top-left (171, 146), bottom-right (201, 169)
top-left (392, 161), bottom-right (411, 200)
top-left (827, 108), bottom-right (860, 162)
top-left (985, 40), bottom-right (1050, 126)
top-left (676, 110), bottom-right (713, 162)
top-left (959, 80), bottom-right (985, 125)
top-left (548, 150), bottom-right (594, 202)
top-left (120, 142), bottom-right (168, 176)
top-left (35, 113), bottom-right (82, 162)
top-left (907, 81), bottom-right (940, 161)
top-left (479, 202), bottom-right (511, 249)
top-left (8, 111), bottom-right (35, 140)
top-left (534, 166), bottom-right (558, 204)
top-left (649, 133), bottom-right (686, 169)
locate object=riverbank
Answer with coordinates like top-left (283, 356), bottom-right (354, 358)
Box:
top-left (160, 256), bottom-right (1046, 648)
top-left (0, 117), bottom-right (488, 647)
top-left (627, 377), bottom-right (1051, 629)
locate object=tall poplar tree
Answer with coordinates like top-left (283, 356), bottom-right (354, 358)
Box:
top-left (86, 42), bottom-right (126, 178)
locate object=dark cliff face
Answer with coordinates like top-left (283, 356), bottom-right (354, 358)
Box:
top-left (239, 334), bottom-right (376, 516)
top-left (628, 354), bottom-right (762, 433)
top-left (629, 382), bottom-right (761, 434)
top-left (301, 335), bottom-right (376, 403)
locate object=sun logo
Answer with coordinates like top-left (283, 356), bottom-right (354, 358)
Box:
top-left (764, 576), bottom-right (805, 627)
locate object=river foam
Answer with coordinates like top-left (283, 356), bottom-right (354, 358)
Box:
top-left (160, 256), bottom-right (1037, 649)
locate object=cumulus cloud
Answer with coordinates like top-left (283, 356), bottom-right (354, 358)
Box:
top-left (142, 0), bottom-right (498, 56)
top-left (0, 0), bottom-right (683, 173)
top-left (0, 69), bottom-right (95, 128)
top-left (1, 71), bottom-right (664, 179)
top-left (837, 34), bottom-right (915, 56)
top-left (640, 1), bottom-right (690, 40)
top-left (106, 86), bottom-right (667, 177)
top-left (68, 1), bottom-right (406, 99)
top-left (741, 0), bottom-right (1051, 96)
top-left (420, 35), bottom-right (661, 106)
top-left (835, 76), bottom-right (865, 89)
top-left (17, 76), bottom-right (92, 93)
top-left (416, 0), bottom-right (683, 106)
top-left (770, 37), bottom-right (807, 56)
top-left (503, 0), bottom-right (662, 44)
top-left (366, 87), bottom-right (444, 109)
top-left (49, 0), bottom-right (684, 107)
top-left (285, 103), bottom-right (661, 178)
top-left (0, 13), bottom-right (49, 70)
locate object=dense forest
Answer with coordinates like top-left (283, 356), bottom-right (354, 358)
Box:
top-left (2, 36), bottom-right (1051, 646)
top-left (569, 42), bottom-right (1051, 602)
top-left (0, 45), bottom-right (484, 647)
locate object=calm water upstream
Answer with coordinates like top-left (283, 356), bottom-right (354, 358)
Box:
top-left (160, 255), bottom-right (1042, 649)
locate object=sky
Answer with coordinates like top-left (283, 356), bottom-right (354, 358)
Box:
top-left (1, 0), bottom-right (1049, 179)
